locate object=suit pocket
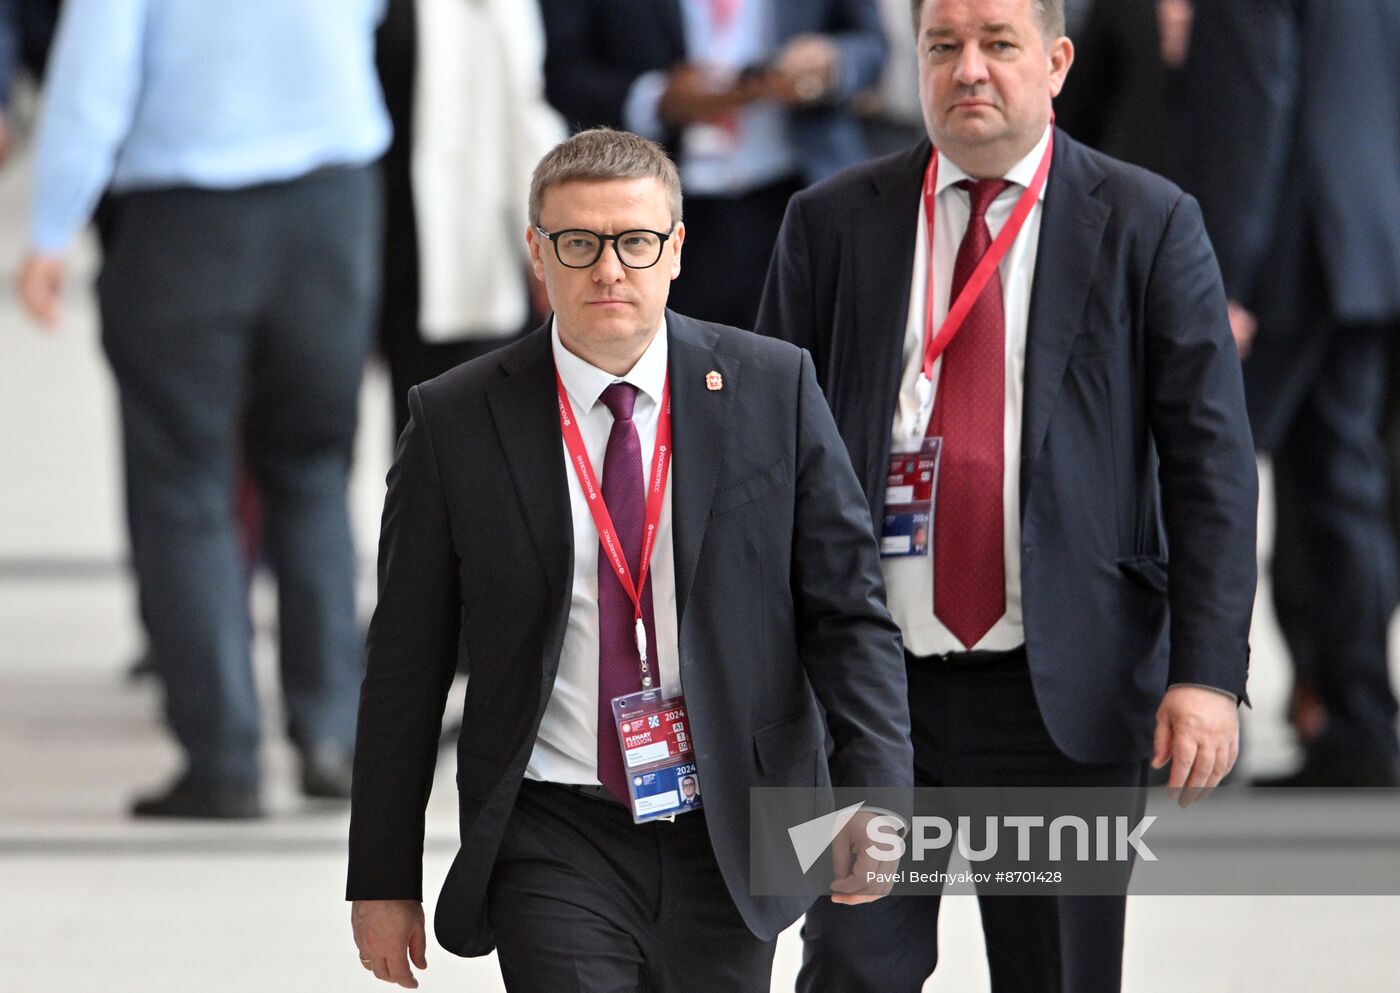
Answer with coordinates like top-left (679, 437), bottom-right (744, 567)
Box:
top-left (753, 708), bottom-right (825, 775)
top-left (711, 460), bottom-right (787, 519)
top-left (1117, 555), bottom-right (1169, 594)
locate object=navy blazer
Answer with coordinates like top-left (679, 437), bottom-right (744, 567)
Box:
top-left (1182, 0), bottom-right (1400, 450)
top-left (539, 0), bottom-right (887, 184)
top-left (347, 313), bottom-right (913, 955)
top-left (756, 130), bottom-right (1258, 765)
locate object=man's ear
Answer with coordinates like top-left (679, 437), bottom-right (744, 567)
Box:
top-left (526, 224), bottom-right (547, 281)
top-left (669, 222), bottom-right (685, 279)
top-left (1047, 35), bottom-right (1074, 98)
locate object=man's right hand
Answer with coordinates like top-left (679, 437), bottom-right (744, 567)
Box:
top-left (657, 64), bottom-right (761, 127)
top-left (351, 899), bottom-right (428, 989)
top-left (1227, 300), bottom-right (1258, 358)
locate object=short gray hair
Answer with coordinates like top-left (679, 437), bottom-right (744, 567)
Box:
top-left (910, 0), bottom-right (1065, 39)
top-left (528, 128), bottom-right (683, 228)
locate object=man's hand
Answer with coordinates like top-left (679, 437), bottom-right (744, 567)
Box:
top-left (1227, 300), bottom-right (1258, 358)
top-left (657, 64), bottom-right (761, 127)
top-left (828, 811), bottom-right (896, 905)
top-left (1152, 685), bottom-right (1239, 807)
top-left (763, 34), bottom-right (839, 105)
top-left (18, 253), bottom-right (65, 329)
top-left (351, 900), bottom-right (428, 989)
top-left (1157, 0), bottom-right (1195, 69)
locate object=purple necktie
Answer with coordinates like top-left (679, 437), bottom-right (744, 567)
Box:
top-left (596, 383), bottom-right (659, 803)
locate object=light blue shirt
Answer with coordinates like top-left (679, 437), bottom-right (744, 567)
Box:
top-left (624, 0), bottom-right (796, 197)
top-left (28, 0), bottom-right (391, 252)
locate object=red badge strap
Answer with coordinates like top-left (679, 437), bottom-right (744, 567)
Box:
top-left (556, 372), bottom-right (673, 678)
top-left (919, 128), bottom-right (1056, 388)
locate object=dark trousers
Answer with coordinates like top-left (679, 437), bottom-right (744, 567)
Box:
top-left (799, 652), bottom-right (1146, 993)
top-left (1269, 320), bottom-right (1400, 769)
top-left (666, 177), bottom-right (801, 332)
top-left (488, 780), bottom-right (775, 993)
top-left (98, 164), bottom-right (384, 786)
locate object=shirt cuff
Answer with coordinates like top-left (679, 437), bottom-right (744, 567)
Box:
top-left (1169, 682), bottom-right (1239, 705)
top-left (623, 69), bottom-right (669, 142)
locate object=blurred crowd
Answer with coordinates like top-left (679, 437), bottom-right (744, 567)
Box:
top-left (2, 0), bottom-right (1398, 817)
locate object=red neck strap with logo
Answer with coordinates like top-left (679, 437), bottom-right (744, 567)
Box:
top-left (556, 371), bottom-right (673, 673)
top-left (918, 129), bottom-right (1056, 401)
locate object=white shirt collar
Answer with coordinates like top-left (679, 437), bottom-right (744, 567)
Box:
top-left (935, 124), bottom-right (1053, 201)
top-left (551, 316), bottom-right (669, 413)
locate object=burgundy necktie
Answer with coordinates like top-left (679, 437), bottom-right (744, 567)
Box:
top-left (595, 383), bottom-right (659, 803)
top-left (932, 179), bottom-right (1011, 648)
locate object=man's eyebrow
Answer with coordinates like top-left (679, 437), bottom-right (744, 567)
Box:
top-left (923, 21), bottom-right (1020, 39)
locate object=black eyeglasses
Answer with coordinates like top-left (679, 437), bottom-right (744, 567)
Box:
top-left (534, 226), bottom-right (674, 269)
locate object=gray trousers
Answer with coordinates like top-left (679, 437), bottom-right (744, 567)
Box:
top-left (99, 164), bottom-right (383, 785)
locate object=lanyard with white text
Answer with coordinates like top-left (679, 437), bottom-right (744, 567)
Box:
top-left (916, 130), bottom-right (1056, 415)
top-left (556, 372), bottom-right (673, 687)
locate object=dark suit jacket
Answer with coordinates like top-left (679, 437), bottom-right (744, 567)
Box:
top-left (755, 130), bottom-right (1258, 765)
top-left (538, 0), bottom-right (887, 184)
top-left (1054, 0), bottom-right (1184, 182)
top-left (347, 312), bottom-right (913, 955)
top-left (1182, 0), bottom-right (1400, 450)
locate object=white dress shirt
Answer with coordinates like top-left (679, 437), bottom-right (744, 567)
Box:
top-left (883, 126), bottom-right (1051, 655)
top-left (525, 321), bottom-right (681, 784)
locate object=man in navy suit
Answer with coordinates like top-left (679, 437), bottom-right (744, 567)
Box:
top-left (539, 0), bottom-right (887, 332)
top-left (1183, 0), bottom-right (1400, 788)
top-left (347, 128), bottom-right (913, 992)
top-left (756, 0), bottom-right (1257, 989)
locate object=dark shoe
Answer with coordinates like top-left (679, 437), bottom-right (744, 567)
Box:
top-left (300, 742), bottom-right (354, 800)
top-left (131, 774), bottom-right (263, 819)
top-left (1252, 758), bottom-right (1400, 788)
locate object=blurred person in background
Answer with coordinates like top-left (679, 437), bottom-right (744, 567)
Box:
top-left (374, 0), bottom-right (565, 443)
top-left (1055, 0), bottom-right (1193, 181)
top-left (0, 0), bottom-right (57, 165)
top-left (539, 0), bottom-right (888, 332)
top-left (16, 0), bottom-right (390, 818)
top-left (1184, 0), bottom-right (1400, 787)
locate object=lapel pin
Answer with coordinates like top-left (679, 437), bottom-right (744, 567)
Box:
top-left (705, 370), bottom-right (723, 392)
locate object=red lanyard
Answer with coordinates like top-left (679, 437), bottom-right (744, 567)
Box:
top-left (917, 130), bottom-right (1055, 412)
top-left (556, 372), bottom-right (673, 685)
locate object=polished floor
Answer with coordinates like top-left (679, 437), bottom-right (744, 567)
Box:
top-left (3, 106), bottom-right (1399, 992)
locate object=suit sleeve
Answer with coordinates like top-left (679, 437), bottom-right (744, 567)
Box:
top-left (0, 0), bottom-right (18, 109)
top-left (347, 386), bottom-right (462, 901)
top-left (789, 349), bottom-right (914, 791)
top-left (825, 0), bottom-right (888, 101)
top-left (756, 193), bottom-right (827, 376)
top-left (1181, 0), bottom-right (1299, 306)
top-left (539, 0), bottom-right (649, 132)
top-left (1144, 193), bottom-right (1258, 701)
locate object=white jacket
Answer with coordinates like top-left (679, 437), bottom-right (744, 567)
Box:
top-left (413, 0), bottom-right (565, 340)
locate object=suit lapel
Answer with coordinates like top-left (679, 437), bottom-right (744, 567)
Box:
top-left (485, 326), bottom-right (573, 620)
top-left (843, 144), bottom-right (927, 509)
top-left (666, 312), bottom-right (738, 624)
top-left (1021, 131), bottom-right (1109, 504)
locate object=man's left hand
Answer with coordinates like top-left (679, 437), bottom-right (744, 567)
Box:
top-left (828, 811), bottom-right (895, 905)
top-left (1152, 685), bottom-right (1239, 807)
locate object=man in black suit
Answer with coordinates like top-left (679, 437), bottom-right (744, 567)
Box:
top-left (346, 128), bottom-right (913, 992)
top-left (538, 0), bottom-right (887, 332)
top-left (756, 0), bottom-right (1257, 989)
top-left (1183, 0), bottom-right (1400, 788)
